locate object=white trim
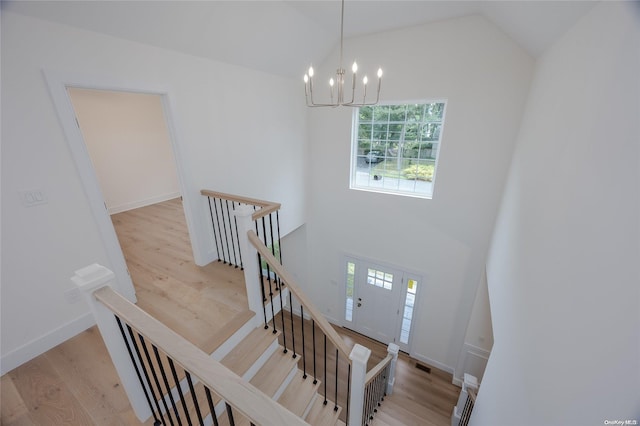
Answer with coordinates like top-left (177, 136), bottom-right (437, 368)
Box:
top-left (453, 342), bottom-right (491, 386)
top-left (108, 192), bottom-right (181, 215)
top-left (1, 313), bottom-right (95, 375)
top-left (348, 99), bottom-right (449, 200)
top-left (43, 69), bottom-right (205, 302)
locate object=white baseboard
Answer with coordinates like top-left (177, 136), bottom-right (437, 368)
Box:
top-left (1, 312), bottom-right (95, 375)
top-left (108, 192), bottom-right (181, 215)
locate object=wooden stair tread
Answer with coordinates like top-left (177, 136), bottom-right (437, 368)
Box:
top-left (305, 397), bottom-right (342, 426)
top-left (200, 310), bottom-right (255, 354)
top-left (277, 370), bottom-right (320, 417)
top-left (221, 327), bottom-right (279, 376)
top-left (249, 348), bottom-right (298, 397)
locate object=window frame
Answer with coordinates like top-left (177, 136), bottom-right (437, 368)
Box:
top-left (349, 99), bottom-right (448, 199)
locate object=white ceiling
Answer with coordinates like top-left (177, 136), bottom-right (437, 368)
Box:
top-left (3, 0), bottom-right (596, 78)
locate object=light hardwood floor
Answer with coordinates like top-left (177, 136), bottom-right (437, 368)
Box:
top-left (1, 198), bottom-right (459, 425)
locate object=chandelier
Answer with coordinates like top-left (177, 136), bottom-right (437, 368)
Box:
top-left (303, 0), bottom-right (382, 107)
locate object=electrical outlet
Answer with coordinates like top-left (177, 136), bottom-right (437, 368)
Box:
top-left (65, 288), bottom-right (82, 304)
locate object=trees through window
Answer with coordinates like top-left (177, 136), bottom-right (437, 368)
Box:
top-left (351, 101), bottom-right (447, 198)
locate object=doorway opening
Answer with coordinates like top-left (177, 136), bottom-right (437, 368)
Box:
top-left (343, 255), bottom-right (421, 353)
top-left (67, 88), bottom-right (181, 215)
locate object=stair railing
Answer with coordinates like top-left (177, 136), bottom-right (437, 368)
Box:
top-left (73, 263), bottom-right (307, 426)
top-left (200, 189), bottom-right (282, 271)
top-left (202, 189), bottom-right (399, 426)
top-left (454, 373), bottom-right (479, 426)
top-left (246, 224), bottom-right (399, 426)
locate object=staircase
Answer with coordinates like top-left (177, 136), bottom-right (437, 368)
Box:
top-left (74, 190), bottom-right (398, 426)
top-left (212, 323), bottom-right (344, 426)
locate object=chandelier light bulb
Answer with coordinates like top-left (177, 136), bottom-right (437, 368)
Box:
top-left (308, 66), bottom-right (314, 77)
top-left (363, 76), bottom-right (368, 85)
top-left (377, 68), bottom-right (383, 78)
top-left (304, 74), bottom-right (309, 83)
top-left (329, 78), bottom-right (335, 87)
top-left (352, 62), bottom-right (358, 73)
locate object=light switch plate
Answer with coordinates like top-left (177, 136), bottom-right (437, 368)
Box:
top-left (20, 189), bottom-right (48, 207)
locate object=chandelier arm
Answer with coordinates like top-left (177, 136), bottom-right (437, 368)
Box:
top-left (304, 0), bottom-right (382, 107)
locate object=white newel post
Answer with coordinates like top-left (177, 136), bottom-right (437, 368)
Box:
top-left (72, 264), bottom-right (152, 422)
top-left (386, 342), bottom-right (400, 395)
top-left (349, 343), bottom-right (372, 426)
top-left (233, 205), bottom-right (264, 326)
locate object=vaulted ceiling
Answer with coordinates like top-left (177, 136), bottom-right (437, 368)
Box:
top-left (3, 1), bottom-right (595, 78)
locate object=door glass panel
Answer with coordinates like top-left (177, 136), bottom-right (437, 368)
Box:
top-left (400, 279), bottom-right (417, 344)
top-left (345, 261), bottom-right (355, 322)
top-left (367, 268), bottom-right (393, 290)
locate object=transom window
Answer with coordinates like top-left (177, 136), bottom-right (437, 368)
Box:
top-left (350, 101), bottom-right (446, 199)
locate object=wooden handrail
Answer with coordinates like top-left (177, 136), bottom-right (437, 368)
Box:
top-left (467, 387), bottom-right (477, 403)
top-left (248, 230), bottom-right (353, 361)
top-left (94, 286), bottom-right (308, 426)
top-left (200, 189), bottom-right (281, 221)
top-left (364, 354), bottom-right (393, 386)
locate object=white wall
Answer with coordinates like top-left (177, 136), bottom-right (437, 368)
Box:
top-left (1, 11), bottom-right (306, 373)
top-left (476, 2), bottom-right (640, 424)
top-left (68, 88), bottom-right (180, 214)
top-left (304, 15), bottom-right (533, 372)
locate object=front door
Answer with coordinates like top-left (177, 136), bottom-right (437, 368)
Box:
top-left (346, 260), bottom-right (404, 345)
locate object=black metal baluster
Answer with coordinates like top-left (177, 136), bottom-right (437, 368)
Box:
top-left (126, 326), bottom-right (165, 425)
top-left (218, 198), bottom-right (231, 266)
top-left (207, 197), bottom-right (221, 262)
top-left (152, 346), bottom-right (181, 425)
top-left (261, 217), bottom-right (273, 296)
top-left (276, 210), bottom-right (282, 265)
top-left (212, 198), bottom-right (227, 264)
top-left (185, 372), bottom-right (204, 426)
top-left (323, 335), bottom-right (328, 405)
top-left (289, 291), bottom-right (297, 359)
top-left (204, 387), bottom-right (219, 426)
top-left (225, 403), bottom-right (236, 426)
top-left (225, 200), bottom-right (238, 267)
top-left (115, 316), bottom-right (161, 426)
top-left (231, 202), bottom-right (244, 270)
top-left (262, 217), bottom-right (277, 334)
top-left (256, 253), bottom-right (269, 329)
top-left (334, 349), bottom-right (339, 411)
top-left (139, 335), bottom-right (174, 426)
top-left (312, 320), bottom-right (318, 384)
top-left (346, 363), bottom-right (351, 426)
top-left (278, 272), bottom-right (288, 353)
top-left (268, 214), bottom-right (280, 290)
top-left (168, 359), bottom-right (193, 426)
top-left (301, 306), bottom-right (307, 378)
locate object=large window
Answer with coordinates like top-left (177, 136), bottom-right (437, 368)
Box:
top-left (351, 101), bottom-right (446, 198)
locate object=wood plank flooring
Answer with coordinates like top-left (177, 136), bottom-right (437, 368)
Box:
top-left (270, 313), bottom-right (460, 425)
top-left (1, 198), bottom-right (459, 425)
